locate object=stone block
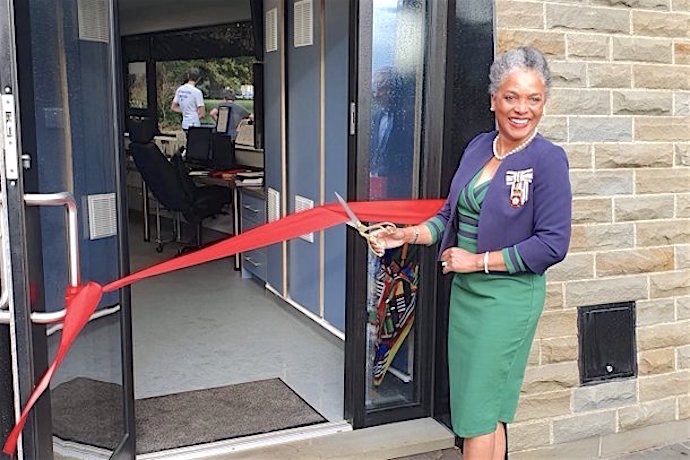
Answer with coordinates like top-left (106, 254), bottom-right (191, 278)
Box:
top-left (636, 298), bottom-right (676, 327)
top-left (592, 0), bottom-right (668, 8)
top-left (675, 0), bottom-right (690, 11)
top-left (539, 116), bottom-right (568, 143)
top-left (595, 142), bottom-right (674, 168)
top-left (677, 245), bottom-right (690, 269)
top-left (496, 1), bottom-right (544, 29)
top-left (589, 63), bottom-right (632, 88)
top-left (637, 168), bottom-right (690, 193)
top-left (548, 253), bottom-right (594, 282)
top-left (570, 117), bottom-right (633, 142)
top-left (678, 193), bottom-right (690, 217)
top-left (510, 436), bottom-right (600, 459)
top-left (570, 170), bottom-right (633, 196)
top-left (638, 370), bottom-right (690, 401)
top-left (553, 410), bottom-right (617, 443)
top-left (618, 398), bottom-right (677, 430)
top-left (600, 419), bottom-right (690, 457)
top-left (528, 340), bottom-right (540, 366)
top-left (635, 117), bottom-right (690, 141)
top-left (614, 195), bottom-right (675, 221)
top-left (678, 345), bottom-right (690, 369)
top-left (550, 61), bottom-right (587, 88)
top-left (562, 143), bottom-right (592, 169)
top-left (572, 198), bottom-right (612, 224)
top-left (596, 247), bottom-right (674, 276)
top-left (545, 282), bottom-right (564, 310)
top-left (613, 91), bottom-right (672, 115)
top-left (572, 379), bottom-right (637, 412)
top-left (637, 321), bottom-right (690, 350)
top-left (566, 275), bottom-right (648, 306)
top-left (680, 395), bottom-right (690, 419)
top-left (522, 362), bottom-right (580, 394)
top-left (569, 223), bottom-right (635, 253)
top-left (613, 36), bottom-right (673, 63)
top-left (677, 93), bottom-right (690, 116)
top-left (677, 41), bottom-right (690, 64)
top-left (507, 421), bottom-right (552, 451)
top-left (678, 296), bottom-right (690, 320)
top-left (638, 347), bottom-right (676, 375)
top-left (515, 390), bottom-right (572, 422)
top-left (540, 336), bottom-right (579, 364)
top-left (546, 4), bottom-right (630, 34)
top-left (676, 144), bottom-right (690, 166)
top-left (633, 10), bottom-right (690, 38)
top-left (567, 34), bottom-right (610, 60)
top-left (634, 64), bottom-right (690, 90)
top-left (650, 270), bottom-right (690, 298)
top-left (549, 89), bottom-right (610, 115)
top-left (536, 310), bottom-right (578, 339)
top-left (498, 30), bottom-right (566, 59)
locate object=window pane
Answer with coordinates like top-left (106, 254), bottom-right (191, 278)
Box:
top-left (365, 0), bottom-right (427, 412)
top-left (127, 62), bottom-right (147, 109)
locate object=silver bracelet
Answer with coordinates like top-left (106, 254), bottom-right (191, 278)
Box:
top-left (483, 251), bottom-right (490, 274)
top-left (410, 226), bottom-right (419, 245)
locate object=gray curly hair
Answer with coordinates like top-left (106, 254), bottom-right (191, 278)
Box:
top-left (488, 46), bottom-right (552, 97)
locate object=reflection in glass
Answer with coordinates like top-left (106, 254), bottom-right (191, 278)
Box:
top-left (365, 0), bottom-right (427, 411)
top-left (128, 62), bottom-right (148, 109)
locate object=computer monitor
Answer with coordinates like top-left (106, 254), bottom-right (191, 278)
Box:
top-left (211, 133), bottom-right (237, 170)
top-left (185, 127), bottom-right (213, 168)
top-left (215, 106), bottom-right (230, 135)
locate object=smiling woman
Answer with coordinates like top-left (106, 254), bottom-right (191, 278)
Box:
top-left (371, 46), bottom-right (572, 460)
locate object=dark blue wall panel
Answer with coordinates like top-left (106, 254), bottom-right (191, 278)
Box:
top-left (322, 0), bottom-right (349, 332)
top-left (32, 1), bottom-right (118, 310)
top-left (286, 0), bottom-right (322, 315)
top-left (263, 0), bottom-right (285, 293)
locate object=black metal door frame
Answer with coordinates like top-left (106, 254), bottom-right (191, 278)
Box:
top-left (344, 0), bottom-right (450, 429)
top-left (0, 0), bottom-right (136, 458)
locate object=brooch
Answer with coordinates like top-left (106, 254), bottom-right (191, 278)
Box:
top-left (505, 169), bottom-right (533, 208)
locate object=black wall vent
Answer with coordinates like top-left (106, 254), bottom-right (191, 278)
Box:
top-left (578, 302), bottom-right (637, 385)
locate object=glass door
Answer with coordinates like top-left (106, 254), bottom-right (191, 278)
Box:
top-left (0, 0), bottom-right (135, 458)
top-left (346, 0), bottom-right (436, 428)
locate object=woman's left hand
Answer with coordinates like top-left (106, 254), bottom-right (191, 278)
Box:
top-left (440, 247), bottom-right (480, 274)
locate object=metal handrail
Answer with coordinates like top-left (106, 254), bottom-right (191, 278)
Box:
top-left (0, 192), bottom-right (81, 325)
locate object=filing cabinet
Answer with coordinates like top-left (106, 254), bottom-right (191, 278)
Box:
top-left (239, 188), bottom-right (267, 282)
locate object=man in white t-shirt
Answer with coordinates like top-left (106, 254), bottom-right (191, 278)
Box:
top-left (171, 68), bottom-right (206, 131)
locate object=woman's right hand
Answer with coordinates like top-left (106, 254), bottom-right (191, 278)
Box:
top-left (369, 226), bottom-right (406, 257)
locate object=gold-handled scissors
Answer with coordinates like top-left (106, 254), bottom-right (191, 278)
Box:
top-left (334, 192), bottom-right (397, 254)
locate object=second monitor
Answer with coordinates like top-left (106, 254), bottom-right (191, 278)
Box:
top-left (184, 127), bottom-right (213, 168)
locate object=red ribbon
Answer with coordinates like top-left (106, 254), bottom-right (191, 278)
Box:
top-left (2, 199), bottom-right (443, 455)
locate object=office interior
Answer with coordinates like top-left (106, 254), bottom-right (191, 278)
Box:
top-left (4, 0), bottom-right (495, 456)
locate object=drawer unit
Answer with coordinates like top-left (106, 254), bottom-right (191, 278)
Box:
top-left (240, 189), bottom-right (267, 281)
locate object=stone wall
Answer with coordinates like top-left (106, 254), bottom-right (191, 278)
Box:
top-left (495, 0), bottom-right (690, 456)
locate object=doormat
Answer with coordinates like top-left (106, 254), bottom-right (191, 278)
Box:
top-left (51, 377), bottom-right (327, 454)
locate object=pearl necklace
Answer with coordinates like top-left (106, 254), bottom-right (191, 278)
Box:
top-left (492, 129), bottom-right (538, 161)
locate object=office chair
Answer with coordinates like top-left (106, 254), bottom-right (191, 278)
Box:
top-left (128, 118), bottom-right (231, 253)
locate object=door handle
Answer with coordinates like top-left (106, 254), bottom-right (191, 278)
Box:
top-left (0, 192), bottom-right (81, 325)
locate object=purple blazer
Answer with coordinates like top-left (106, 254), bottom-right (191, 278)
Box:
top-left (436, 131), bottom-right (572, 274)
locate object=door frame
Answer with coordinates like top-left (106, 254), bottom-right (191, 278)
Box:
top-left (344, 0), bottom-right (450, 429)
top-left (0, 0), bottom-right (136, 457)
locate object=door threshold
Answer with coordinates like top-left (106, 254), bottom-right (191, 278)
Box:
top-left (138, 420), bottom-right (352, 459)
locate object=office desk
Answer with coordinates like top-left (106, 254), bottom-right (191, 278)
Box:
top-left (190, 174), bottom-right (264, 271)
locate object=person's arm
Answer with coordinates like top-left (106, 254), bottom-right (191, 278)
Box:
top-left (196, 91), bottom-right (206, 119)
top-left (171, 101), bottom-right (181, 113)
top-left (210, 107), bottom-right (219, 121)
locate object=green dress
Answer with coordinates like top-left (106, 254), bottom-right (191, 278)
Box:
top-left (446, 171), bottom-right (545, 438)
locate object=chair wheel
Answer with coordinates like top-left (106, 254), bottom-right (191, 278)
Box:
top-left (156, 244), bottom-right (164, 253)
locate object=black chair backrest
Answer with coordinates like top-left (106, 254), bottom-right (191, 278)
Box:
top-left (129, 142), bottom-right (193, 214)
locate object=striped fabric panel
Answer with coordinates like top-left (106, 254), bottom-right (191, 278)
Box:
top-left (502, 245), bottom-right (527, 274)
top-left (424, 217), bottom-right (445, 244)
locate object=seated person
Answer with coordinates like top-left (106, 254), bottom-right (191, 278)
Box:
top-left (210, 89), bottom-right (251, 141)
